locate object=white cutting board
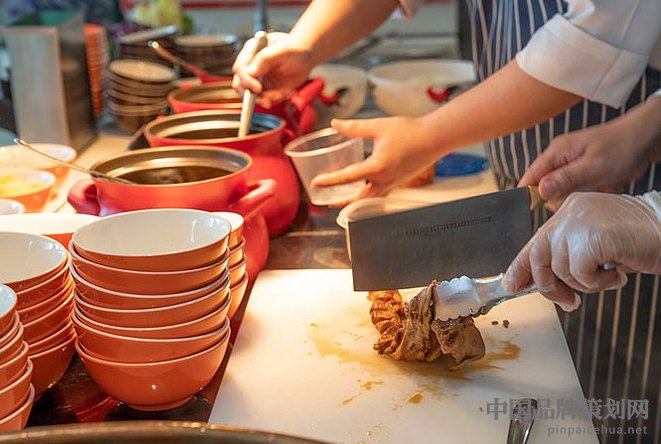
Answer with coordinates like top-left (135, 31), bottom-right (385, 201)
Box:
top-left (210, 270), bottom-right (597, 444)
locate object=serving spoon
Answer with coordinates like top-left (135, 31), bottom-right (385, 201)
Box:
top-left (14, 138), bottom-right (135, 185)
top-left (238, 31), bottom-right (268, 137)
top-left (148, 40), bottom-right (210, 78)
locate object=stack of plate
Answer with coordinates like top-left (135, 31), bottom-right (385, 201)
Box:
top-left (0, 285), bottom-right (33, 433)
top-left (84, 24), bottom-right (110, 118)
top-left (69, 209), bottom-right (233, 411)
top-left (175, 34), bottom-right (238, 78)
top-left (215, 212), bottom-right (249, 319)
top-left (0, 232), bottom-right (76, 398)
top-left (107, 59), bottom-right (174, 133)
top-left (117, 26), bottom-right (178, 67)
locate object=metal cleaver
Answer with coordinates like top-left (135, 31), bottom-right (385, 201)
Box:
top-left (348, 186), bottom-right (542, 291)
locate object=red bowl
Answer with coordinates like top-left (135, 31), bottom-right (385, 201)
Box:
top-left (0, 232), bottom-right (67, 292)
top-left (71, 264), bottom-right (229, 310)
top-left (75, 316), bottom-right (229, 363)
top-left (229, 272), bottom-right (249, 320)
top-left (0, 323), bottom-right (24, 367)
top-left (17, 279), bottom-right (74, 324)
top-left (75, 278), bottom-right (230, 328)
top-left (228, 239), bottom-right (244, 268)
top-left (27, 322), bottom-right (75, 356)
top-left (76, 329), bottom-right (229, 411)
top-left (70, 243), bottom-right (229, 295)
top-left (0, 384), bottom-right (34, 432)
top-left (72, 209), bottom-right (231, 272)
top-left (229, 258), bottom-right (247, 287)
top-left (0, 313), bottom-right (19, 351)
top-left (0, 342), bottom-right (28, 389)
top-left (0, 286), bottom-right (16, 338)
top-left (72, 294), bottom-right (230, 339)
top-left (15, 257), bottom-right (71, 310)
top-left (22, 293), bottom-right (74, 344)
top-left (29, 334), bottom-right (76, 396)
top-left (0, 360), bottom-right (32, 418)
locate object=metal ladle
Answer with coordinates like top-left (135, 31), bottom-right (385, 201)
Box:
top-left (14, 138), bottom-right (135, 185)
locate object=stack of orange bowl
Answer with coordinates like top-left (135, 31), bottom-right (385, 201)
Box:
top-left (84, 24), bottom-right (110, 118)
top-left (0, 232), bottom-right (75, 398)
top-left (214, 212), bottom-right (248, 319)
top-left (69, 209), bottom-right (233, 411)
top-left (0, 285), bottom-right (34, 432)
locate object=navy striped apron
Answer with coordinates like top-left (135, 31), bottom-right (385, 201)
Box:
top-left (467, 1), bottom-right (661, 443)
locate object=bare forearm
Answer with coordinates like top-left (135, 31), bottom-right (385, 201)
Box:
top-left (418, 60), bottom-right (582, 157)
top-left (290, 0), bottom-right (399, 66)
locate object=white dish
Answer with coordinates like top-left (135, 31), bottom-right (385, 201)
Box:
top-left (311, 64), bottom-right (368, 119)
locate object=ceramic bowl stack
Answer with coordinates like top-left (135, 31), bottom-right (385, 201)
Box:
top-left (0, 285), bottom-right (34, 433)
top-left (117, 26), bottom-right (178, 67)
top-left (84, 24), bottom-right (110, 118)
top-left (107, 59), bottom-right (175, 133)
top-left (69, 209), bottom-right (233, 411)
top-left (175, 34), bottom-right (238, 78)
top-left (0, 232), bottom-right (75, 397)
top-left (214, 212), bottom-right (248, 319)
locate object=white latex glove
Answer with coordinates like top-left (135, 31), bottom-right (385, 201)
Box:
top-left (502, 191), bottom-right (661, 311)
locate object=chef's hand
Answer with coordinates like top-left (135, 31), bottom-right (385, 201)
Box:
top-left (310, 117), bottom-right (441, 206)
top-left (502, 192), bottom-right (661, 311)
top-left (232, 32), bottom-right (314, 109)
top-left (518, 96), bottom-right (661, 202)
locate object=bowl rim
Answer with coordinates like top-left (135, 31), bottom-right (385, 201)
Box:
top-left (0, 168), bottom-right (56, 195)
top-left (0, 383), bottom-right (34, 425)
top-left (0, 232), bottom-right (67, 286)
top-left (0, 285), bottom-right (17, 321)
top-left (0, 341), bottom-right (28, 373)
top-left (0, 359), bottom-right (32, 398)
top-left (72, 209), bottom-right (231, 260)
top-left (284, 127), bottom-right (362, 159)
top-left (17, 278), bottom-right (73, 316)
top-left (15, 256), bottom-right (71, 297)
top-left (22, 292), bottom-right (74, 330)
top-left (28, 334), bottom-right (76, 359)
top-left (75, 327), bottom-right (230, 368)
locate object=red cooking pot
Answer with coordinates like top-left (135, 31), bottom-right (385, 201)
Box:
top-left (168, 78), bottom-right (324, 137)
top-left (66, 146), bottom-right (275, 280)
top-left (143, 110), bottom-right (299, 237)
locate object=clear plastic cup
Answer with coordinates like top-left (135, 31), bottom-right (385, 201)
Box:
top-left (285, 128), bottom-right (364, 206)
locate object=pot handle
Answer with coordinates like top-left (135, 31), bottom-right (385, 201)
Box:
top-left (229, 179), bottom-right (277, 220)
top-left (290, 77), bottom-right (325, 112)
top-left (67, 179), bottom-right (100, 215)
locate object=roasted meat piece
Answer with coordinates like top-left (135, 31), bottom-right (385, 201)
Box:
top-left (369, 282), bottom-right (485, 369)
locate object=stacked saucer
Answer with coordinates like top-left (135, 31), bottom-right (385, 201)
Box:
top-left (0, 232), bottom-right (75, 398)
top-left (0, 285), bottom-right (33, 433)
top-left (69, 209), bottom-right (233, 411)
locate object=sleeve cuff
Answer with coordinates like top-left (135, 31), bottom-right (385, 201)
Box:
top-left (515, 14), bottom-right (650, 108)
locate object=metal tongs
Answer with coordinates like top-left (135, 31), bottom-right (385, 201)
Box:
top-left (433, 274), bottom-right (538, 321)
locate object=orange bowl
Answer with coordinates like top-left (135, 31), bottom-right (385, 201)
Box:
top-left (0, 213), bottom-right (99, 248)
top-left (75, 278), bottom-right (230, 328)
top-left (71, 264), bottom-right (229, 310)
top-left (75, 316), bottom-right (229, 363)
top-left (0, 384), bottom-right (34, 432)
top-left (0, 143), bottom-right (76, 189)
top-left (229, 258), bottom-right (247, 287)
top-left (0, 169), bottom-right (55, 212)
top-left (213, 212), bottom-right (244, 249)
top-left (17, 279), bottom-right (74, 324)
top-left (72, 294), bottom-right (230, 339)
top-left (0, 285), bottom-right (16, 338)
top-left (0, 314), bottom-right (20, 351)
top-left (72, 209), bottom-right (231, 272)
top-left (228, 239), bottom-right (244, 268)
top-left (76, 329), bottom-right (229, 411)
top-left (27, 322), bottom-right (75, 356)
top-left (70, 243), bottom-right (229, 295)
top-left (0, 342), bottom-right (28, 388)
top-left (29, 335), bottom-right (75, 396)
top-left (0, 323), bottom-right (24, 367)
top-left (0, 232), bottom-right (67, 292)
top-left (22, 293), bottom-right (74, 344)
top-left (229, 272), bottom-right (249, 319)
top-left (0, 360), bottom-right (32, 418)
top-left (14, 257), bottom-right (71, 310)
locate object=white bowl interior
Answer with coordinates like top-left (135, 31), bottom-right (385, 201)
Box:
top-left (0, 285), bottom-right (16, 318)
top-left (73, 209), bottom-right (231, 257)
top-left (0, 213), bottom-right (98, 235)
top-left (369, 59), bottom-right (476, 86)
top-left (109, 59), bottom-right (176, 83)
top-left (213, 212), bottom-right (244, 232)
top-left (0, 144), bottom-right (76, 170)
top-left (0, 199), bottom-right (24, 215)
top-left (0, 232), bottom-right (66, 283)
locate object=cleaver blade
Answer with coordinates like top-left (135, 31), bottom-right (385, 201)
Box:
top-left (348, 186), bottom-right (540, 291)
